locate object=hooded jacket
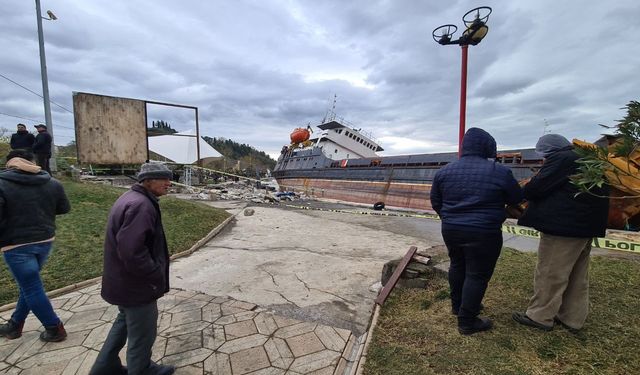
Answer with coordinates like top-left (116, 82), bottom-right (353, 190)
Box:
top-left (101, 184), bottom-right (170, 306)
top-left (0, 159), bottom-right (70, 248)
top-left (430, 128), bottom-right (523, 232)
top-left (33, 130), bottom-right (52, 155)
top-left (518, 134), bottom-right (609, 237)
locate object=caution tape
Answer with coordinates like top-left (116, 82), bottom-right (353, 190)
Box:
top-left (274, 202), bottom-right (640, 254)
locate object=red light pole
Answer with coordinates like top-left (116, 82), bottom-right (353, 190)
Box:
top-left (433, 7), bottom-right (492, 156)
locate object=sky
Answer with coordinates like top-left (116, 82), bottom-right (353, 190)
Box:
top-left (1, 0), bottom-right (638, 160)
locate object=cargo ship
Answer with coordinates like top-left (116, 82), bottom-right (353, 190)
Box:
top-left (273, 115), bottom-right (543, 211)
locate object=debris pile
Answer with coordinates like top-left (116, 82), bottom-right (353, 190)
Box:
top-left (176, 181), bottom-right (308, 204)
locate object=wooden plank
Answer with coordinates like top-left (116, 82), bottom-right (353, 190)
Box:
top-left (375, 246), bottom-right (418, 306)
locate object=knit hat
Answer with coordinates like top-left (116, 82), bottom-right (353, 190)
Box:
top-left (137, 162), bottom-right (172, 182)
top-left (535, 134), bottom-right (572, 157)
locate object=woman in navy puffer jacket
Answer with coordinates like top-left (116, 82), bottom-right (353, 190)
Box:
top-left (430, 127), bottom-right (523, 335)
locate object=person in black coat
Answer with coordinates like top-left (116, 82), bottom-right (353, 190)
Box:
top-left (32, 124), bottom-right (52, 174)
top-left (430, 127), bottom-right (523, 335)
top-left (513, 134), bottom-right (609, 333)
top-left (9, 123), bottom-right (35, 150)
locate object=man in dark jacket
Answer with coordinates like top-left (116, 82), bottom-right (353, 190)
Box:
top-left (513, 134), bottom-right (609, 332)
top-left (10, 123), bottom-right (35, 150)
top-left (32, 124), bottom-right (52, 174)
top-left (90, 162), bottom-right (175, 375)
top-left (430, 128), bottom-right (523, 335)
top-left (0, 149), bottom-right (70, 342)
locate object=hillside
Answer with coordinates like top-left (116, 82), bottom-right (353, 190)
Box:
top-left (203, 136), bottom-right (276, 175)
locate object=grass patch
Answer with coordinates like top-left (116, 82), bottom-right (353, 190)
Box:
top-left (364, 248), bottom-right (640, 375)
top-left (0, 180), bottom-right (230, 306)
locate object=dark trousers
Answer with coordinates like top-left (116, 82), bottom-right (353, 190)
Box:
top-left (90, 301), bottom-right (158, 375)
top-left (442, 229), bottom-right (502, 327)
top-left (35, 153), bottom-right (50, 174)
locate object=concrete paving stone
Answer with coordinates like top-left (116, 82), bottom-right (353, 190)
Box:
top-left (203, 351), bottom-right (231, 375)
top-left (245, 367), bottom-right (285, 375)
top-left (5, 331), bottom-right (42, 364)
top-left (273, 322), bottom-right (317, 340)
top-left (231, 311), bottom-right (258, 323)
top-left (15, 346), bottom-right (87, 370)
top-left (314, 326), bottom-right (346, 353)
top-left (288, 350), bottom-right (341, 374)
top-left (63, 309), bottom-right (106, 333)
top-left (202, 303), bottom-right (222, 323)
top-left (175, 364), bottom-right (204, 375)
top-left (307, 367), bottom-right (334, 375)
top-left (69, 294), bottom-right (91, 310)
top-left (333, 328), bottom-right (351, 343)
top-left (99, 305), bottom-right (119, 322)
top-left (70, 302), bottom-right (110, 314)
top-left (272, 316), bottom-right (299, 329)
top-left (0, 362), bottom-right (8, 371)
top-left (0, 339), bottom-right (24, 363)
top-left (158, 295), bottom-right (182, 312)
top-left (285, 332), bottom-right (325, 357)
top-left (21, 316), bottom-right (43, 332)
top-left (172, 309), bottom-right (203, 326)
top-left (161, 347), bottom-right (213, 368)
top-left (161, 321), bottom-right (211, 338)
top-left (229, 346), bottom-right (270, 375)
top-left (220, 306), bottom-right (246, 316)
top-left (203, 325), bottom-right (225, 351)
top-left (74, 349), bottom-right (99, 375)
top-left (81, 283), bottom-right (101, 294)
top-left (166, 289), bottom-right (181, 295)
top-left (19, 359), bottom-right (68, 375)
top-left (211, 296), bottom-right (231, 305)
top-left (170, 299), bottom-right (210, 314)
top-left (333, 357), bottom-right (347, 375)
top-left (341, 335), bottom-right (356, 361)
top-left (191, 293), bottom-right (215, 302)
top-left (158, 312), bottom-right (173, 333)
top-left (1, 366), bottom-right (22, 374)
top-left (224, 320), bottom-right (257, 340)
top-left (165, 331), bottom-right (203, 356)
top-left (217, 334), bottom-right (268, 355)
top-left (175, 290), bottom-right (199, 299)
top-left (50, 297), bottom-right (70, 309)
top-left (152, 336), bottom-right (168, 362)
top-left (253, 313), bottom-right (278, 336)
top-left (60, 349), bottom-right (91, 375)
top-left (60, 294), bottom-right (82, 311)
top-left (214, 315), bottom-right (237, 326)
top-left (222, 300), bottom-right (256, 312)
top-left (263, 338), bottom-right (293, 370)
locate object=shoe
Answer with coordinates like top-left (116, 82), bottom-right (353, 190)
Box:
top-left (40, 321), bottom-right (67, 342)
top-left (554, 317), bottom-right (580, 334)
top-left (458, 317), bottom-right (493, 335)
top-left (0, 319), bottom-right (24, 339)
top-left (512, 312), bottom-right (553, 331)
top-left (451, 303), bottom-right (484, 315)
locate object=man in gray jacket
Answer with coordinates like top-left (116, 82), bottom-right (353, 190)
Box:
top-left (0, 149), bottom-right (70, 342)
top-left (90, 162), bottom-right (175, 375)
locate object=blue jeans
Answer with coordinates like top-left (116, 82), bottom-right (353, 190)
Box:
top-left (2, 242), bottom-right (60, 327)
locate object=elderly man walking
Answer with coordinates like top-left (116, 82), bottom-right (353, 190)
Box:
top-left (0, 149), bottom-right (70, 342)
top-left (90, 162), bottom-right (175, 375)
top-left (513, 134), bottom-right (609, 333)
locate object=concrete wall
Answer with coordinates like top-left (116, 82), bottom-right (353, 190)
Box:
top-left (73, 92), bottom-right (148, 164)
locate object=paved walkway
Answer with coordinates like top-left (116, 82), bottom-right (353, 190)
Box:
top-left (0, 284), bottom-right (357, 374)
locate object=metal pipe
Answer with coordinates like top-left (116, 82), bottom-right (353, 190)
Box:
top-left (35, 0), bottom-right (56, 172)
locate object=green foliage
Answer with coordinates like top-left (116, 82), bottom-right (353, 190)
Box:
top-left (573, 100), bottom-right (640, 196)
top-left (203, 136), bottom-right (276, 172)
top-left (147, 119), bottom-right (178, 135)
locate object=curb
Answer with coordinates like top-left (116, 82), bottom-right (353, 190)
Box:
top-left (0, 210), bottom-right (237, 314)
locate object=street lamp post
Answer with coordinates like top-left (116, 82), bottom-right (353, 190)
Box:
top-left (433, 6), bottom-right (492, 156)
top-left (35, 0), bottom-right (57, 172)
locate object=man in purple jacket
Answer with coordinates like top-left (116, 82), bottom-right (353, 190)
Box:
top-left (90, 162), bottom-right (175, 375)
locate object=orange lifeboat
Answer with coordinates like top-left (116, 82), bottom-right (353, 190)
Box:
top-left (290, 127), bottom-right (311, 144)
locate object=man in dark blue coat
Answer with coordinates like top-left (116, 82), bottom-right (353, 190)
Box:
top-left (90, 162), bottom-right (175, 375)
top-left (430, 127), bottom-right (523, 335)
top-left (513, 134), bottom-right (609, 332)
top-left (32, 124), bottom-right (52, 174)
